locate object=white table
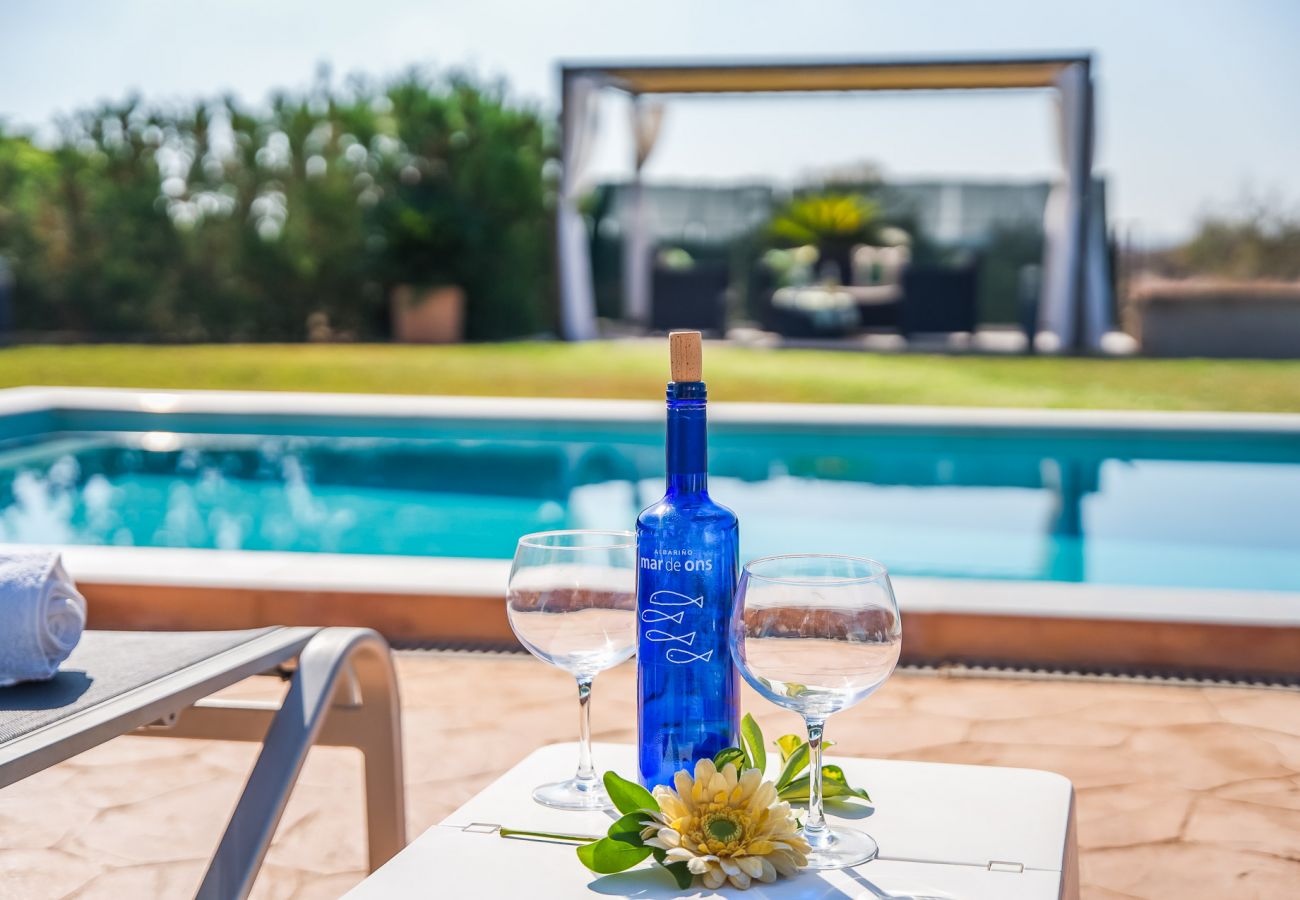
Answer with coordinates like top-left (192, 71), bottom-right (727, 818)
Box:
top-left (348, 742), bottom-right (1078, 899)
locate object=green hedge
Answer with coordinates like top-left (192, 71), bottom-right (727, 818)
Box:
top-left (0, 70), bottom-right (555, 341)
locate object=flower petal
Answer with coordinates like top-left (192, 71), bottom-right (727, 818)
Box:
top-left (672, 769), bottom-right (694, 805)
top-left (686, 857), bottom-right (712, 875)
top-left (656, 827), bottom-right (681, 848)
top-left (694, 757), bottom-right (718, 783)
top-left (771, 852), bottom-right (799, 877)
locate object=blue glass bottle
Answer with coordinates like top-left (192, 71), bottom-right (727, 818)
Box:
top-left (636, 378), bottom-right (740, 789)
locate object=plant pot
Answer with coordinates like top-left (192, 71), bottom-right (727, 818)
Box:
top-left (390, 284), bottom-right (465, 343)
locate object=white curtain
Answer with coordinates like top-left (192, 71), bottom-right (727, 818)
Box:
top-left (1040, 63), bottom-right (1114, 351)
top-left (557, 74), bottom-right (602, 341)
top-left (1083, 180), bottom-right (1114, 348)
top-left (622, 98), bottom-right (666, 326)
top-left (1039, 63), bottom-right (1089, 350)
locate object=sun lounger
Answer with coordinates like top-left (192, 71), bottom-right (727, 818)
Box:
top-left (0, 626), bottom-right (406, 899)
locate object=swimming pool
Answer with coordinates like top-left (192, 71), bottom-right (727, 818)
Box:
top-left (2, 389), bottom-right (1298, 593)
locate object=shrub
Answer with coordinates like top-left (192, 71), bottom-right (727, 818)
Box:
top-left (1176, 203), bottom-right (1300, 281)
top-left (0, 68), bottom-right (555, 341)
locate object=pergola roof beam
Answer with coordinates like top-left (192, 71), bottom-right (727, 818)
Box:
top-left (562, 56), bottom-right (1090, 95)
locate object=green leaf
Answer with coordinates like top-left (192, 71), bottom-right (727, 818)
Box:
top-left (713, 746), bottom-right (746, 772)
top-left (740, 713), bottom-right (766, 774)
top-left (603, 771), bottom-right (659, 816)
top-left (580, 803), bottom-right (655, 875)
top-left (663, 860), bottom-right (694, 889)
top-left (773, 736), bottom-right (836, 787)
top-left (775, 742), bottom-right (810, 790)
top-left (607, 812), bottom-right (651, 845)
top-left (778, 765), bottom-right (871, 804)
top-left (650, 849), bottom-right (694, 889)
top-left (774, 734), bottom-right (803, 764)
top-left (577, 837), bottom-right (653, 874)
top-left (820, 765), bottom-right (864, 793)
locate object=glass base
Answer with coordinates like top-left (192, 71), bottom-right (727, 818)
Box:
top-left (802, 826), bottom-right (879, 870)
top-left (531, 777), bottom-right (614, 811)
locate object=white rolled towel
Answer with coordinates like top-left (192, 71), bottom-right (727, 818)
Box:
top-left (0, 550), bottom-right (87, 687)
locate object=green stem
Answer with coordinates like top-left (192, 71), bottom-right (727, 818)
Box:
top-left (498, 827), bottom-right (602, 843)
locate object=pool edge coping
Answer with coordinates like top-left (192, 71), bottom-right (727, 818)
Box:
top-left (45, 543), bottom-right (1300, 629)
top-left (4, 385), bottom-right (1300, 433)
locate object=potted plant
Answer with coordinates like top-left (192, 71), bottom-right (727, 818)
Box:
top-left (767, 192), bottom-right (882, 285)
top-left (372, 179), bottom-right (468, 344)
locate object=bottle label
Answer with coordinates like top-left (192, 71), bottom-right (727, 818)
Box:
top-left (638, 548), bottom-right (726, 666)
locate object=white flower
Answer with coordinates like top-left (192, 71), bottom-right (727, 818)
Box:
top-left (640, 758), bottom-right (809, 890)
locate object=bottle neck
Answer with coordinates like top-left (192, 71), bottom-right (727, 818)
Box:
top-left (665, 382), bottom-right (707, 496)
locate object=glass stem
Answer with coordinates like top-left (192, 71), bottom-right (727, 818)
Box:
top-left (575, 676), bottom-right (597, 785)
top-left (803, 718), bottom-right (829, 849)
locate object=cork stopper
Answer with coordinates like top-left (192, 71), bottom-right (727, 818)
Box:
top-left (669, 331), bottom-right (702, 382)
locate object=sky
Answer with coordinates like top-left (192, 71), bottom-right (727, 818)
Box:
top-left (2, 0), bottom-right (1298, 243)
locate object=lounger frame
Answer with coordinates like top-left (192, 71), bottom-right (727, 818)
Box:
top-left (0, 626), bottom-right (406, 900)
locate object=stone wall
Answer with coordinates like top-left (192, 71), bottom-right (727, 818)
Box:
top-left (1131, 278), bottom-right (1300, 359)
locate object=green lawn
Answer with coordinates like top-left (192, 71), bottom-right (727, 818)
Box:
top-left (2, 343), bottom-right (1299, 412)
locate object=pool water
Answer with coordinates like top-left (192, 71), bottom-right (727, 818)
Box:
top-left (1, 424), bottom-right (1298, 592)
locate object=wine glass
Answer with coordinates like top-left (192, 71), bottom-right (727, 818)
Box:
top-left (507, 530), bottom-right (637, 810)
top-left (729, 554), bottom-right (902, 869)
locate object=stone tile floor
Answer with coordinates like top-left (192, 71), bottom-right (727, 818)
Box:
top-left (2, 652), bottom-right (1298, 899)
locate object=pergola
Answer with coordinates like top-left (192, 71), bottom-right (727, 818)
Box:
top-left (557, 55), bottom-right (1113, 350)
